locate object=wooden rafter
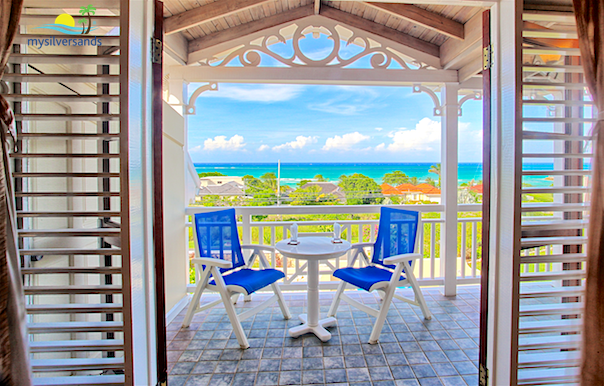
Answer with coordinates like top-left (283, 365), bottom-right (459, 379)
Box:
top-left (319, 5), bottom-right (440, 58)
top-left (440, 11), bottom-right (482, 69)
top-left (315, 0), bottom-right (321, 15)
top-left (165, 0), bottom-right (272, 35)
top-left (363, 2), bottom-right (464, 40)
top-left (188, 5), bottom-right (314, 54)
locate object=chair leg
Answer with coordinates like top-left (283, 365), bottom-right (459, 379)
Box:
top-left (271, 282), bottom-right (291, 320)
top-left (231, 293), bottom-right (241, 304)
top-left (212, 268), bottom-right (250, 349)
top-left (182, 266), bottom-right (211, 328)
top-left (369, 287), bottom-right (396, 344)
top-left (327, 282), bottom-right (347, 317)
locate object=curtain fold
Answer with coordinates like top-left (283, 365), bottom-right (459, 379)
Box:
top-left (572, 0), bottom-right (604, 385)
top-left (0, 1), bottom-right (31, 385)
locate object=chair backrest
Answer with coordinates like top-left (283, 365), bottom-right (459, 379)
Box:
top-left (372, 207), bottom-right (420, 268)
top-left (193, 209), bottom-right (245, 272)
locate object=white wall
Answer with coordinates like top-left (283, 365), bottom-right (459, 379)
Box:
top-left (162, 102), bottom-right (188, 314)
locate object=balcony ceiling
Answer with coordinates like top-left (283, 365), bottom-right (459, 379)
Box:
top-left (162, 0), bottom-right (487, 77)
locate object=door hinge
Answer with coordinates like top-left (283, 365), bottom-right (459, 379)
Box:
top-left (479, 363), bottom-right (489, 386)
top-left (151, 38), bottom-right (163, 64)
top-left (483, 44), bottom-right (493, 71)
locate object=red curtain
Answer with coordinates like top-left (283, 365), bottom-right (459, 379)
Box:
top-left (572, 0), bottom-right (604, 385)
top-left (0, 1), bottom-right (32, 385)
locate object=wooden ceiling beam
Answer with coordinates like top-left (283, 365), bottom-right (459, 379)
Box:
top-left (188, 5), bottom-right (314, 54)
top-left (165, 0), bottom-right (273, 35)
top-left (440, 11), bottom-right (482, 69)
top-left (319, 5), bottom-right (440, 58)
top-left (363, 3), bottom-right (464, 40)
top-left (458, 58), bottom-right (482, 82)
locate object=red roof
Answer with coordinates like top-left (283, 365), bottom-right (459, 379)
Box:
top-left (395, 183), bottom-right (440, 195)
top-left (470, 184), bottom-right (483, 194)
top-left (415, 183), bottom-right (441, 195)
top-left (381, 183), bottom-right (400, 195)
top-left (396, 183), bottom-right (420, 192)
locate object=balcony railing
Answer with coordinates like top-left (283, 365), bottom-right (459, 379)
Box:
top-left (183, 204), bottom-right (560, 292)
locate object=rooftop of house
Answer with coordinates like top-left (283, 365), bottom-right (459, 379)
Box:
top-left (470, 184), bottom-right (483, 194)
top-left (300, 182), bottom-right (346, 199)
top-left (386, 183), bottom-right (441, 195)
top-left (199, 181), bottom-right (245, 196)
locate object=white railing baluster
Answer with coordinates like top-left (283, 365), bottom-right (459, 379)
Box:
top-left (430, 223), bottom-right (436, 279)
top-left (471, 221), bottom-right (477, 278)
top-left (461, 221), bottom-right (467, 279)
top-left (418, 222), bottom-right (424, 280)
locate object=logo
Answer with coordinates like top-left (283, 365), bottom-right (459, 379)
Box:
top-left (28, 5), bottom-right (102, 49)
top-left (34, 5), bottom-right (97, 35)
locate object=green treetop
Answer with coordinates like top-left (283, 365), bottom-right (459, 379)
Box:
top-left (338, 173), bottom-right (384, 205)
top-left (382, 170), bottom-right (409, 186)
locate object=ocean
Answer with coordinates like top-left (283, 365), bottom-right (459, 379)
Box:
top-left (194, 163), bottom-right (556, 187)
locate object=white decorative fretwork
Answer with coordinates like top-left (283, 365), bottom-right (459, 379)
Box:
top-left (413, 84), bottom-right (442, 116)
top-left (186, 82), bottom-right (218, 115)
top-left (198, 21), bottom-right (433, 71)
top-left (458, 91), bottom-right (482, 116)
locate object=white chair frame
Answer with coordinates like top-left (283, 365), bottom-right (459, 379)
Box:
top-left (182, 226), bottom-right (291, 349)
top-left (327, 218), bottom-right (432, 344)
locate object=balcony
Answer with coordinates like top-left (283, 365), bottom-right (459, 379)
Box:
top-left (163, 204), bottom-right (567, 385)
top-left (167, 285), bottom-right (481, 386)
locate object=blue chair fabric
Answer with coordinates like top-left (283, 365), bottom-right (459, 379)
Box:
top-left (209, 268), bottom-right (285, 295)
top-left (194, 208), bottom-right (245, 272)
top-left (372, 207), bottom-right (419, 268)
top-left (333, 266), bottom-right (406, 291)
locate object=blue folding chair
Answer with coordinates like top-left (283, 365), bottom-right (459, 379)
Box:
top-left (182, 209), bottom-right (291, 348)
top-left (328, 207), bottom-right (431, 344)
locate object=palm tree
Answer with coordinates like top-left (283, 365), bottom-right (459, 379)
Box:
top-left (79, 5), bottom-right (97, 34)
top-left (78, 18), bottom-right (87, 34)
top-left (428, 164), bottom-right (441, 187)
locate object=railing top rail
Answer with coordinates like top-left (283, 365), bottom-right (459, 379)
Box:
top-left (185, 203), bottom-right (482, 216)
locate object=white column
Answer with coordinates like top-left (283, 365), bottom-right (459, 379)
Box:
top-left (487, 0), bottom-right (521, 384)
top-left (124, 0), bottom-right (157, 383)
top-left (441, 83), bottom-right (459, 297)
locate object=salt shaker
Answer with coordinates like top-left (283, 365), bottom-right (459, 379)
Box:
top-left (333, 222), bottom-right (341, 242)
top-left (290, 223), bottom-right (298, 243)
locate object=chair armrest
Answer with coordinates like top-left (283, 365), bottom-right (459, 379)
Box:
top-left (383, 253), bottom-right (422, 265)
top-left (241, 244), bottom-right (276, 253)
top-left (191, 258), bottom-right (233, 269)
top-left (351, 242), bottom-right (374, 250)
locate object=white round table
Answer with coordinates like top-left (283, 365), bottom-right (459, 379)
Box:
top-left (275, 237), bottom-right (351, 341)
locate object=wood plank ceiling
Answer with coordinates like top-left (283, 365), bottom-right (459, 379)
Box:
top-left (162, 0), bottom-right (485, 77)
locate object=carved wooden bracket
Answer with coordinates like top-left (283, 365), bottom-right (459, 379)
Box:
top-left (186, 82), bottom-right (218, 115)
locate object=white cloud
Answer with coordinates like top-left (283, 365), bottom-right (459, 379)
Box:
top-left (381, 118), bottom-right (441, 152)
top-left (308, 101), bottom-right (370, 115)
top-left (375, 143), bottom-right (385, 151)
top-left (322, 132), bottom-right (370, 151)
top-left (203, 135), bottom-right (246, 151)
top-left (257, 144), bottom-right (270, 151)
top-left (200, 84), bottom-right (304, 102)
top-left (273, 136), bottom-right (317, 151)
top-left (375, 127), bottom-right (383, 132)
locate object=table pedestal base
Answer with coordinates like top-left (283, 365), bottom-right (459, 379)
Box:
top-left (288, 314), bottom-right (337, 342)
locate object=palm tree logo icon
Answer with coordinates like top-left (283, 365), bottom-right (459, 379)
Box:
top-left (78, 5), bottom-right (97, 34)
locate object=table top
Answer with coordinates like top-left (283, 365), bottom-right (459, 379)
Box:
top-left (275, 237), bottom-right (351, 261)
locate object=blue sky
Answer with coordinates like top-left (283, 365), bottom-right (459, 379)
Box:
top-left (188, 84), bottom-right (484, 164)
top-left (187, 33), bottom-right (484, 164)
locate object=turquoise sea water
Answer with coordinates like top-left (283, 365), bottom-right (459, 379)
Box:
top-left (194, 163), bottom-right (556, 187)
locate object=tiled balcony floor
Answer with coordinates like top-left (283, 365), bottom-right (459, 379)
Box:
top-left (167, 285), bottom-right (480, 386)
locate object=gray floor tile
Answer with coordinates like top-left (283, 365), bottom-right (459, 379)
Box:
top-left (347, 367), bottom-right (371, 382)
top-left (279, 370), bottom-right (302, 385)
top-left (257, 372), bottom-right (280, 386)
